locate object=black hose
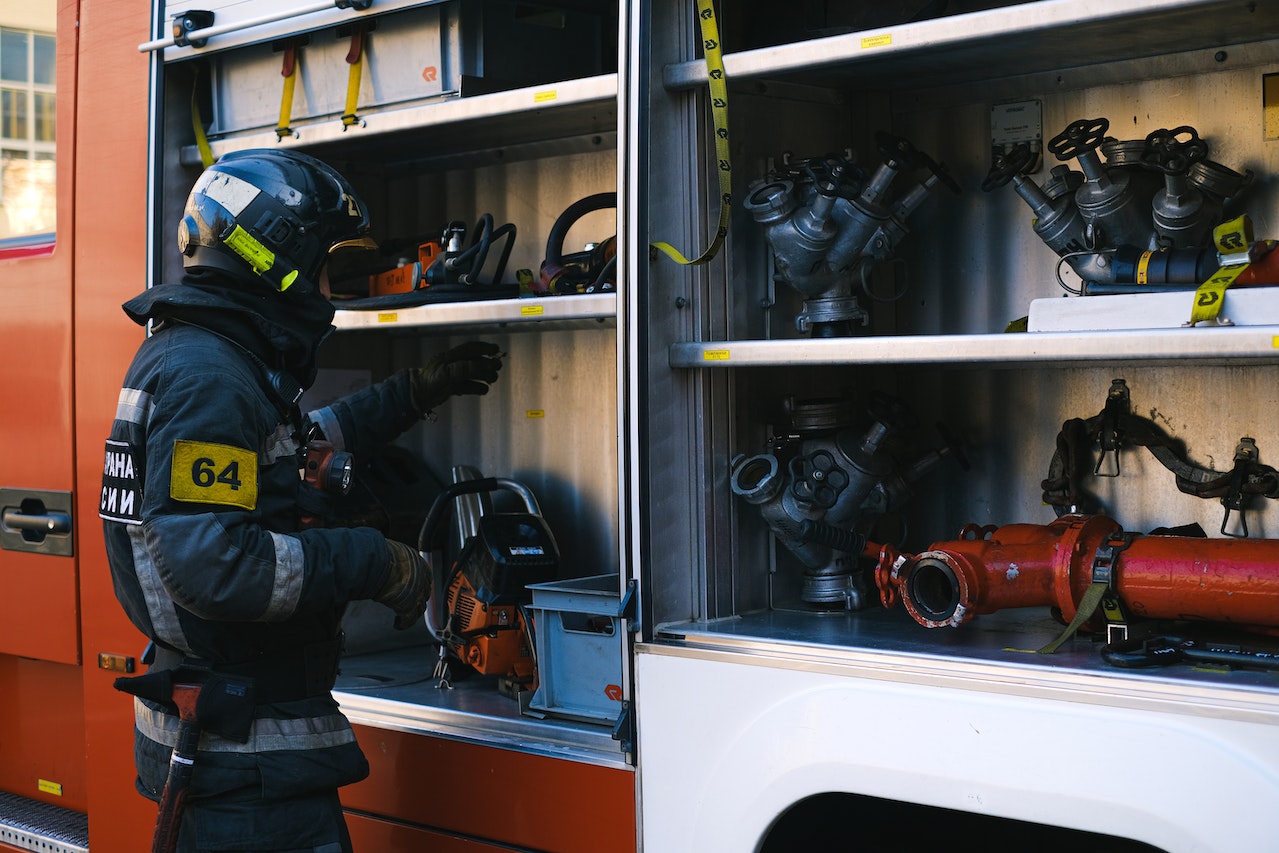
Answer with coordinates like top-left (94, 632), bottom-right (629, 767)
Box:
top-left (545, 192), bottom-right (617, 266)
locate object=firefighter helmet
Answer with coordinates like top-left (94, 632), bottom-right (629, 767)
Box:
top-left (177, 149), bottom-right (376, 296)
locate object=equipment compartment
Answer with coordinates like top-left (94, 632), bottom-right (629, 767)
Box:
top-left (640, 0), bottom-right (1279, 676)
top-left (146, 2), bottom-right (632, 847)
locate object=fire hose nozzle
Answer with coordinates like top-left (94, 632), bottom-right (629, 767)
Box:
top-left (879, 514), bottom-right (1279, 636)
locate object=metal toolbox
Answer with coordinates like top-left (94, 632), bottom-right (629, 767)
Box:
top-left (525, 574), bottom-right (631, 726)
top-left (191, 1), bottom-right (611, 141)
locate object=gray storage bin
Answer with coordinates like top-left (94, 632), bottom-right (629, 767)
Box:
top-left (526, 574), bottom-right (630, 726)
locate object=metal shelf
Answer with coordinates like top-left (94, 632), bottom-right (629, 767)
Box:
top-left (180, 73), bottom-right (618, 169)
top-left (334, 646), bottom-right (628, 769)
top-left (663, 0), bottom-right (1279, 93)
top-left (333, 292), bottom-right (616, 332)
top-left (649, 608), bottom-right (1279, 724)
top-left (669, 326), bottom-right (1279, 369)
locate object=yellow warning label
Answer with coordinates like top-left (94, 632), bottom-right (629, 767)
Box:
top-left (521, 305), bottom-right (545, 317)
top-left (38, 779), bottom-right (63, 796)
top-left (861, 33), bottom-right (892, 49)
top-left (170, 440), bottom-right (258, 510)
top-left (377, 313), bottom-right (399, 324)
top-left (703, 349), bottom-right (730, 361)
top-left (526, 409), bottom-right (546, 419)
top-left (533, 90), bottom-right (558, 103)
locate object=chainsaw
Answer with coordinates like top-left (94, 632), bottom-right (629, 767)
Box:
top-left (417, 475), bottom-right (559, 690)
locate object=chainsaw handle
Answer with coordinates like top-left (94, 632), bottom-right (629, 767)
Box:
top-left (417, 477), bottom-right (541, 552)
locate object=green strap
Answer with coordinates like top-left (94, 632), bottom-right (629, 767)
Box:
top-left (1038, 581), bottom-right (1108, 654)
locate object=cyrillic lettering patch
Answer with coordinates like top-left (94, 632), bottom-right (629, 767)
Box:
top-left (100, 438), bottom-right (143, 524)
top-left (170, 439), bottom-right (258, 511)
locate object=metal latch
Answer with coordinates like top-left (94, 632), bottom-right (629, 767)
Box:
top-left (172, 10), bottom-right (215, 49)
top-left (0, 488), bottom-right (74, 557)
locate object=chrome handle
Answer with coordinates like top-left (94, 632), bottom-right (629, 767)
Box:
top-left (0, 488), bottom-right (74, 556)
top-left (2, 508), bottom-right (72, 535)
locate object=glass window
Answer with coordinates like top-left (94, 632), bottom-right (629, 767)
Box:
top-left (1, 89), bottom-right (27, 140)
top-left (0, 29), bottom-right (27, 83)
top-left (34, 91), bottom-right (53, 142)
top-left (33, 33), bottom-right (53, 86)
top-left (0, 6), bottom-right (56, 246)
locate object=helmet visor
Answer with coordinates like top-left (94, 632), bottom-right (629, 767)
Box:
top-left (326, 235), bottom-right (381, 284)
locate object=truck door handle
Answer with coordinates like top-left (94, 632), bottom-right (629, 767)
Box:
top-left (3, 508), bottom-right (72, 535)
top-left (0, 488), bottom-right (74, 556)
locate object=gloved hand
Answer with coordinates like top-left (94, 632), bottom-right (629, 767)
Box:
top-left (409, 341), bottom-right (504, 416)
top-left (375, 540), bottom-right (432, 630)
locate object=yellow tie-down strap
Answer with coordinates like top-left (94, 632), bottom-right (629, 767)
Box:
top-left (651, 0), bottom-right (731, 267)
top-left (1189, 215), bottom-right (1254, 326)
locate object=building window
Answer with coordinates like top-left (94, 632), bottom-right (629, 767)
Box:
top-left (0, 7), bottom-right (56, 244)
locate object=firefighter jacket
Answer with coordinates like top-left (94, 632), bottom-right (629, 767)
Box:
top-left (101, 272), bottom-right (423, 810)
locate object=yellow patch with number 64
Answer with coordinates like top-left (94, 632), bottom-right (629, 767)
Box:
top-left (170, 440), bottom-right (258, 510)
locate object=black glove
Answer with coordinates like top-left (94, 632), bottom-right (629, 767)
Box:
top-left (408, 341), bottom-right (503, 416)
top-left (375, 540), bottom-right (432, 630)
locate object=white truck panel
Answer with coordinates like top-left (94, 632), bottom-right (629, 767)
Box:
top-left (636, 644), bottom-right (1279, 852)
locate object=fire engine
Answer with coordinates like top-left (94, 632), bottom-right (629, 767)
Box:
top-left (2, 1), bottom-right (1279, 851)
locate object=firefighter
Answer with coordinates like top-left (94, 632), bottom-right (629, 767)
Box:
top-left (100, 149), bottom-right (503, 852)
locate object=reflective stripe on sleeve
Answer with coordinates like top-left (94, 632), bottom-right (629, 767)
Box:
top-left (131, 525), bottom-right (192, 653)
top-left (307, 406), bottom-right (346, 451)
top-left (264, 531), bottom-right (305, 621)
top-left (116, 387), bottom-right (153, 426)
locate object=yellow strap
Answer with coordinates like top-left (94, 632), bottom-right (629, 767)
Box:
top-left (343, 54), bottom-right (363, 127)
top-left (342, 27), bottom-right (365, 128)
top-left (650, 0), bottom-right (731, 266)
top-left (190, 69), bottom-right (214, 168)
top-left (277, 47), bottom-right (299, 141)
top-left (1189, 215), bottom-right (1254, 326)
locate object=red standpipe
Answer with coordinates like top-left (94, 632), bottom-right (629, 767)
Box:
top-left (878, 514), bottom-right (1279, 632)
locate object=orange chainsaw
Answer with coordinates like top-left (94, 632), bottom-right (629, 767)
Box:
top-left (418, 477), bottom-right (559, 686)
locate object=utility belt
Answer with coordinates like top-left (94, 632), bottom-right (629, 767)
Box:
top-left (115, 639), bottom-right (344, 744)
top-left (149, 638), bottom-right (342, 705)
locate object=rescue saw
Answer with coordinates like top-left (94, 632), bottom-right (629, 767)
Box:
top-left (417, 476), bottom-right (559, 689)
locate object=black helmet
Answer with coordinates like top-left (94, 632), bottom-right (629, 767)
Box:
top-left (177, 149), bottom-right (376, 296)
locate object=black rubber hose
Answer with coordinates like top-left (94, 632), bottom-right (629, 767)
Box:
top-left (545, 192), bottom-right (617, 266)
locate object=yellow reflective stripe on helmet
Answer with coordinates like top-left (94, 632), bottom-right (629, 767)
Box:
top-left (224, 225), bottom-right (276, 276)
top-left (223, 225), bottom-right (299, 291)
